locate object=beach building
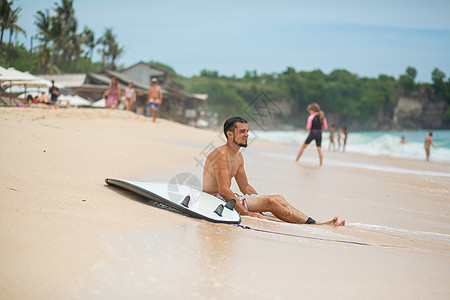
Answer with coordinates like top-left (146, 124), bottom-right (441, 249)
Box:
top-left (38, 62), bottom-right (207, 125)
top-left (118, 62), bottom-right (207, 124)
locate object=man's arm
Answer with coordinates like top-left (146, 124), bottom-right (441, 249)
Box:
top-left (147, 88), bottom-right (151, 103)
top-left (214, 152), bottom-right (259, 217)
top-left (235, 156), bottom-right (257, 195)
top-left (157, 86), bottom-right (162, 104)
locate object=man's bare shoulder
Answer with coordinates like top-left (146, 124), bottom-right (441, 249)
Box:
top-left (206, 145), bottom-right (227, 161)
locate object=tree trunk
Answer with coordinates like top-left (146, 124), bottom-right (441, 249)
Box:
top-left (88, 49), bottom-right (93, 71)
top-left (0, 28), bottom-right (5, 55)
top-left (5, 29), bottom-right (12, 63)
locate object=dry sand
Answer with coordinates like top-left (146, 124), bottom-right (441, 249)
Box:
top-left (1, 107), bottom-right (449, 299)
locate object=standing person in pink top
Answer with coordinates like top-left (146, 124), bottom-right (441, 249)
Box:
top-left (103, 77), bottom-right (121, 109)
top-left (295, 103), bottom-right (328, 166)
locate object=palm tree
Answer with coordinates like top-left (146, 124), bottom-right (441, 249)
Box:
top-left (81, 26), bottom-right (99, 71)
top-left (34, 9), bottom-right (51, 47)
top-left (109, 41), bottom-right (124, 70)
top-left (54, 0), bottom-right (75, 33)
top-left (98, 27), bottom-right (124, 70)
top-left (1, 0), bottom-right (25, 59)
top-left (4, 4), bottom-right (25, 62)
top-left (0, 0), bottom-right (12, 53)
top-left (54, 0), bottom-right (77, 70)
top-left (34, 9), bottom-right (52, 73)
top-left (49, 14), bottom-right (64, 66)
top-left (98, 27), bottom-right (114, 69)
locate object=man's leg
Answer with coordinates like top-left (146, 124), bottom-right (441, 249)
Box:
top-left (246, 195), bottom-right (344, 225)
top-left (151, 107), bottom-right (157, 122)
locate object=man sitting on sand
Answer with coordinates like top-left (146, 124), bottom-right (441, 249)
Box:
top-left (202, 116), bottom-right (345, 226)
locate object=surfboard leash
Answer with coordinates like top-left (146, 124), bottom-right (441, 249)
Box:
top-left (234, 224), bottom-right (401, 248)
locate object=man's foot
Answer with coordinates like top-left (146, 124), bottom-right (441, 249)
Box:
top-left (335, 218), bottom-right (345, 226)
top-left (318, 216), bottom-right (345, 226)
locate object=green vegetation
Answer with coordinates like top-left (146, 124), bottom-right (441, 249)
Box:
top-left (179, 67), bottom-right (450, 129)
top-left (0, 0), bottom-right (123, 74)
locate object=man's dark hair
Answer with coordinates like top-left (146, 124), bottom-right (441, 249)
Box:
top-left (223, 117), bottom-right (248, 139)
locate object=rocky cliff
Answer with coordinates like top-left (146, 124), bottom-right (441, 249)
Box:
top-left (393, 88), bottom-right (447, 129)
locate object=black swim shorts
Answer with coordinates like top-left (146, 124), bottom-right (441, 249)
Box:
top-left (304, 130), bottom-right (322, 147)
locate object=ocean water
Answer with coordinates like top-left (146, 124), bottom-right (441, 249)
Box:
top-left (251, 129), bottom-right (450, 162)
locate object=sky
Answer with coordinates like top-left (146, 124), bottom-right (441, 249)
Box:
top-left (14, 0), bottom-right (450, 82)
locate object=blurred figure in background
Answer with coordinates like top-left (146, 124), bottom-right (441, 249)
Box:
top-left (328, 124), bottom-right (336, 151)
top-left (147, 78), bottom-right (163, 122)
top-left (124, 82), bottom-right (136, 111)
top-left (104, 77), bottom-right (121, 109)
top-left (342, 127), bottom-right (349, 152)
top-left (424, 131), bottom-right (436, 162)
top-left (295, 103), bottom-right (328, 166)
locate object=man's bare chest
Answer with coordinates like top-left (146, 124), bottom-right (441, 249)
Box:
top-left (228, 159), bottom-right (239, 177)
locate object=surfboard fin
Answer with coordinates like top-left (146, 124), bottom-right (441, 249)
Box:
top-left (225, 199), bottom-right (236, 210)
top-left (214, 204), bottom-right (224, 217)
top-left (181, 195), bottom-right (190, 207)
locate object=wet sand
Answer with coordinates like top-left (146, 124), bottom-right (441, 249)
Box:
top-left (1, 107), bottom-right (449, 299)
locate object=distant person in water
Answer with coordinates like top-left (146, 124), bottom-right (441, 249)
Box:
top-left (400, 136), bottom-right (407, 144)
top-left (328, 124), bottom-right (336, 151)
top-left (342, 127), bottom-right (349, 152)
top-left (295, 103), bottom-right (328, 166)
top-left (203, 116), bottom-right (345, 226)
top-left (424, 131), bottom-right (436, 162)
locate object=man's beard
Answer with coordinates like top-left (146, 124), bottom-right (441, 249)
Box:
top-left (234, 137), bottom-right (248, 148)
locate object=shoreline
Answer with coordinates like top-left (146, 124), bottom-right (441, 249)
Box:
top-left (1, 107), bottom-right (449, 299)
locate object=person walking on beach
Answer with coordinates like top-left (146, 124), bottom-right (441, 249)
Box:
top-left (124, 82), bottom-right (136, 111)
top-left (337, 128), bottom-right (342, 151)
top-left (104, 77), bottom-right (121, 109)
top-left (203, 116), bottom-right (345, 226)
top-left (147, 78), bottom-right (163, 122)
top-left (328, 124), bottom-right (336, 151)
top-left (342, 127), bottom-right (349, 152)
top-left (49, 81), bottom-right (59, 105)
top-left (295, 103), bottom-right (328, 166)
top-left (424, 131), bottom-right (436, 162)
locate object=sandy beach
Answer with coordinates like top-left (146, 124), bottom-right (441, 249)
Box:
top-left (1, 107), bottom-right (449, 299)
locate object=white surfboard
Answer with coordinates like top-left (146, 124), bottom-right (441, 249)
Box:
top-left (105, 178), bottom-right (241, 224)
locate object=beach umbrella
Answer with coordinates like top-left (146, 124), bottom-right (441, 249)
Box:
top-left (57, 94), bottom-right (91, 106)
top-left (0, 66), bottom-right (56, 106)
top-left (0, 66), bottom-right (53, 87)
top-left (91, 98), bottom-right (106, 108)
top-left (70, 95), bottom-right (92, 106)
